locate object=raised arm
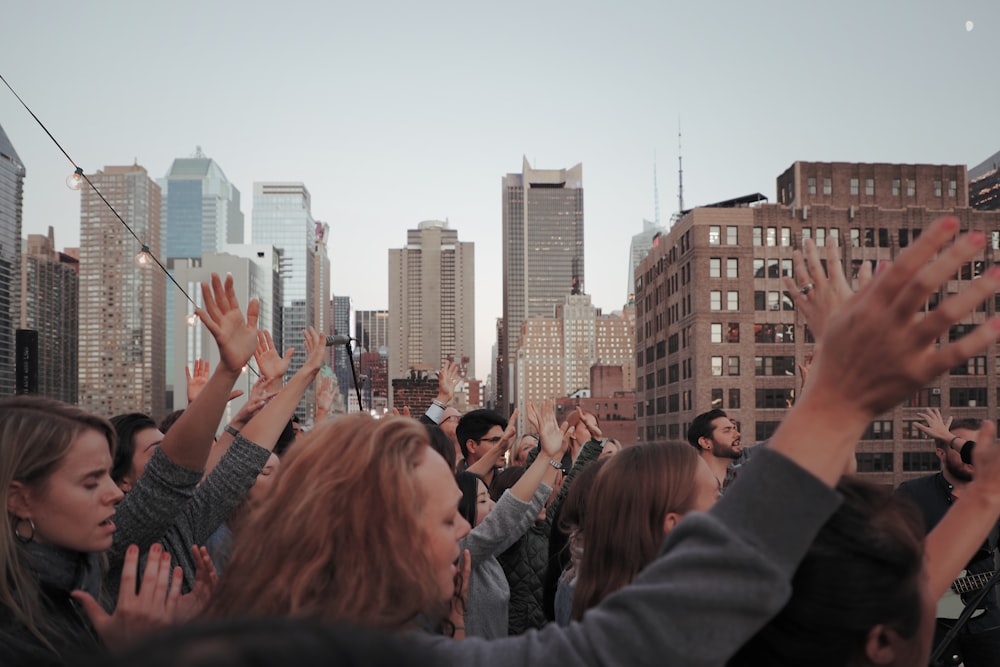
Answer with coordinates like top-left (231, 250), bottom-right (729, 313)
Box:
top-left (466, 409), bottom-right (519, 478)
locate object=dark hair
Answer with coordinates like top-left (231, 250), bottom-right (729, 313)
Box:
top-left (686, 409), bottom-right (729, 449)
top-left (158, 409), bottom-right (184, 434)
top-left (455, 409), bottom-right (507, 459)
top-left (455, 472), bottom-right (486, 528)
top-left (87, 617), bottom-right (434, 667)
top-left (274, 419), bottom-right (297, 458)
top-left (489, 465), bottom-right (526, 502)
top-left (557, 458), bottom-right (609, 537)
top-left (424, 424), bottom-right (456, 473)
top-left (110, 412), bottom-right (158, 483)
top-left (729, 477), bottom-right (926, 667)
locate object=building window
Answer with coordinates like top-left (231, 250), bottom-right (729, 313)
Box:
top-left (865, 178), bottom-right (875, 196)
top-left (781, 258), bottom-right (793, 277)
top-left (808, 177), bottom-right (816, 195)
top-left (950, 387), bottom-right (987, 407)
top-left (907, 179), bottom-right (915, 196)
top-left (753, 227), bottom-right (763, 246)
top-left (850, 178), bottom-right (859, 195)
top-left (709, 225), bottom-right (721, 245)
top-left (728, 388), bottom-right (741, 409)
top-left (766, 227), bottom-right (777, 247)
top-left (756, 421), bottom-right (781, 441)
top-left (903, 451), bottom-right (940, 472)
top-left (710, 323), bottom-right (723, 344)
top-left (709, 258), bottom-right (721, 278)
top-left (755, 355), bottom-right (796, 376)
top-left (949, 180), bottom-right (957, 197)
top-left (726, 291), bottom-right (739, 311)
top-left (951, 356), bottom-right (987, 376)
top-left (856, 453), bottom-right (894, 473)
top-left (863, 420), bottom-right (894, 440)
top-left (934, 180), bottom-right (942, 197)
top-left (904, 388), bottom-right (941, 408)
top-left (823, 178), bottom-right (832, 195)
top-left (815, 227), bottom-right (826, 247)
top-left (728, 356), bottom-right (740, 376)
top-left (710, 291), bottom-right (722, 311)
top-left (756, 388), bottom-right (793, 409)
top-left (711, 388), bottom-right (723, 409)
top-left (850, 228), bottom-right (861, 247)
top-left (726, 226), bottom-right (738, 245)
top-left (711, 356), bottom-right (723, 376)
top-left (780, 227), bottom-right (791, 247)
top-left (726, 258), bottom-right (738, 279)
top-left (727, 323), bottom-right (740, 343)
top-left (892, 179), bottom-right (900, 196)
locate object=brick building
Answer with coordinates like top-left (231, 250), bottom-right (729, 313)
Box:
top-left (634, 161), bottom-right (1000, 487)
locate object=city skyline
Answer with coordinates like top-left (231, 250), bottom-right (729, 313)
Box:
top-left (3, 0), bottom-right (999, 381)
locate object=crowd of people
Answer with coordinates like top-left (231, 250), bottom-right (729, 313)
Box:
top-left (4, 217), bottom-right (1000, 666)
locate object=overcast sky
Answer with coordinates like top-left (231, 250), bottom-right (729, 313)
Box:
top-left (3, 0), bottom-right (997, 380)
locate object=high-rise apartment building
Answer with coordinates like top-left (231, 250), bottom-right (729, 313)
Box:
top-left (355, 309), bottom-right (389, 353)
top-left (78, 165), bottom-right (165, 419)
top-left (19, 227), bottom-right (79, 403)
top-left (252, 182), bottom-right (322, 416)
top-left (0, 123), bottom-right (24, 395)
top-left (514, 294), bottom-right (634, 428)
top-left (388, 220), bottom-right (474, 403)
top-left (332, 295), bottom-right (353, 409)
top-left (634, 161), bottom-right (1000, 487)
top-left (970, 149), bottom-right (1000, 211)
top-left (500, 157), bottom-right (584, 416)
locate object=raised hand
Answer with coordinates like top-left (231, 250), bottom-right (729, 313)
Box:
top-left (576, 407), bottom-right (603, 441)
top-left (531, 400), bottom-right (570, 459)
top-left (172, 545), bottom-right (218, 623)
top-left (805, 218), bottom-right (1000, 425)
top-left (198, 274), bottom-right (260, 374)
top-left (435, 359), bottom-right (462, 405)
top-left (315, 375), bottom-right (335, 421)
top-left (185, 358), bottom-right (210, 402)
top-left (254, 329), bottom-right (293, 383)
top-left (72, 544), bottom-right (182, 650)
top-left (299, 327), bottom-right (327, 374)
top-left (782, 238), bottom-right (872, 343)
top-left (914, 408), bottom-right (954, 443)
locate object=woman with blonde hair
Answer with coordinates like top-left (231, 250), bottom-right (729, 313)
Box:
top-left (205, 414), bottom-right (470, 629)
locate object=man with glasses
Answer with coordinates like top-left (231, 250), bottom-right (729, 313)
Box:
top-left (455, 409), bottom-right (508, 485)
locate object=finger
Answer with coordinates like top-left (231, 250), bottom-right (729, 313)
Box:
top-left (876, 217), bottom-right (960, 310)
top-left (117, 544), bottom-right (141, 605)
top-left (135, 544), bottom-right (164, 605)
top-left (228, 390), bottom-right (244, 401)
top-left (802, 239), bottom-right (828, 291)
top-left (148, 550), bottom-right (174, 609)
top-left (222, 274), bottom-right (239, 313)
top-left (184, 366), bottom-right (192, 382)
top-left (912, 264), bottom-right (1000, 344)
top-left (284, 348), bottom-right (295, 361)
top-left (927, 317), bottom-right (1000, 381)
top-left (856, 258), bottom-right (873, 290)
top-left (164, 566), bottom-right (183, 618)
top-left (824, 240), bottom-right (851, 295)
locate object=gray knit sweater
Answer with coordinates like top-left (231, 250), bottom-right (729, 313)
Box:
top-left (461, 484), bottom-right (551, 639)
top-left (105, 435), bottom-right (271, 602)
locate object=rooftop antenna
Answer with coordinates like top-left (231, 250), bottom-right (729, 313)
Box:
top-left (653, 150), bottom-right (661, 227)
top-left (677, 118), bottom-right (685, 214)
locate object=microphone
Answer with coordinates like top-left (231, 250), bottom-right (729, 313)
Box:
top-left (326, 334), bottom-right (352, 346)
top-left (961, 440), bottom-right (976, 465)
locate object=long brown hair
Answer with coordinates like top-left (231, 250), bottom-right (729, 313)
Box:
top-left (0, 396), bottom-right (116, 652)
top-left (572, 442), bottom-right (699, 620)
top-left (205, 414), bottom-right (444, 630)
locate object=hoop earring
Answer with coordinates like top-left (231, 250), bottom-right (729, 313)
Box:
top-left (14, 518), bottom-right (35, 544)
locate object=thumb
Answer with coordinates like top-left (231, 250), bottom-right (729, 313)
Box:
top-left (283, 348), bottom-right (295, 361)
top-left (71, 590), bottom-right (110, 631)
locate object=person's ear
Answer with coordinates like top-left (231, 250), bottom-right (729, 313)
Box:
top-left (465, 439), bottom-right (478, 457)
top-left (698, 436), bottom-right (712, 452)
top-left (863, 624), bottom-right (900, 665)
top-left (662, 512), bottom-right (683, 535)
top-left (7, 481), bottom-right (31, 519)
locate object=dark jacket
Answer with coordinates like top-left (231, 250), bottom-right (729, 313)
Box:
top-left (501, 438), bottom-right (604, 635)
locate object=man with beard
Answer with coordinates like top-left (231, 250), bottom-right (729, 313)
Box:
top-left (898, 413), bottom-right (1000, 667)
top-left (686, 409), bottom-right (752, 490)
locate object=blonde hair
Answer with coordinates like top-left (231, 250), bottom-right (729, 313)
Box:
top-left (206, 414), bottom-right (445, 629)
top-left (0, 396), bottom-right (116, 652)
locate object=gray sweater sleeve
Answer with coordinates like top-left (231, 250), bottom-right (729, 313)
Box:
top-left (107, 447), bottom-right (203, 571)
top-left (461, 485), bottom-right (551, 563)
top-left (421, 447), bottom-right (842, 667)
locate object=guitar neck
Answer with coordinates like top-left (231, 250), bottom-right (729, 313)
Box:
top-left (953, 571), bottom-right (997, 594)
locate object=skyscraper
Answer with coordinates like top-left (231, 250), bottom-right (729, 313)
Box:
top-left (388, 220), bottom-right (475, 398)
top-left (970, 149), bottom-right (1000, 211)
top-left (78, 165), bottom-right (165, 419)
top-left (500, 157), bottom-right (584, 416)
top-left (628, 218), bottom-right (666, 297)
top-left (0, 122), bottom-right (24, 395)
top-left (332, 295), bottom-right (352, 411)
top-left (19, 227), bottom-right (79, 403)
top-left (251, 182), bottom-right (319, 415)
top-left (160, 150), bottom-right (243, 404)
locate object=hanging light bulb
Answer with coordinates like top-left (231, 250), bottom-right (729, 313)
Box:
top-left (66, 168), bottom-right (84, 190)
top-left (134, 245), bottom-right (152, 268)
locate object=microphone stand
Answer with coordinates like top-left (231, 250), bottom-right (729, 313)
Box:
top-left (343, 339), bottom-right (364, 413)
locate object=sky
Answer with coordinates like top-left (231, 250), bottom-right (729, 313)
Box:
top-left (2, 0), bottom-right (998, 381)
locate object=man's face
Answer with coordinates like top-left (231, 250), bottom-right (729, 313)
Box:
top-left (938, 427), bottom-right (977, 483)
top-left (703, 417), bottom-right (741, 460)
top-left (467, 425), bottom-right (504, 464)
